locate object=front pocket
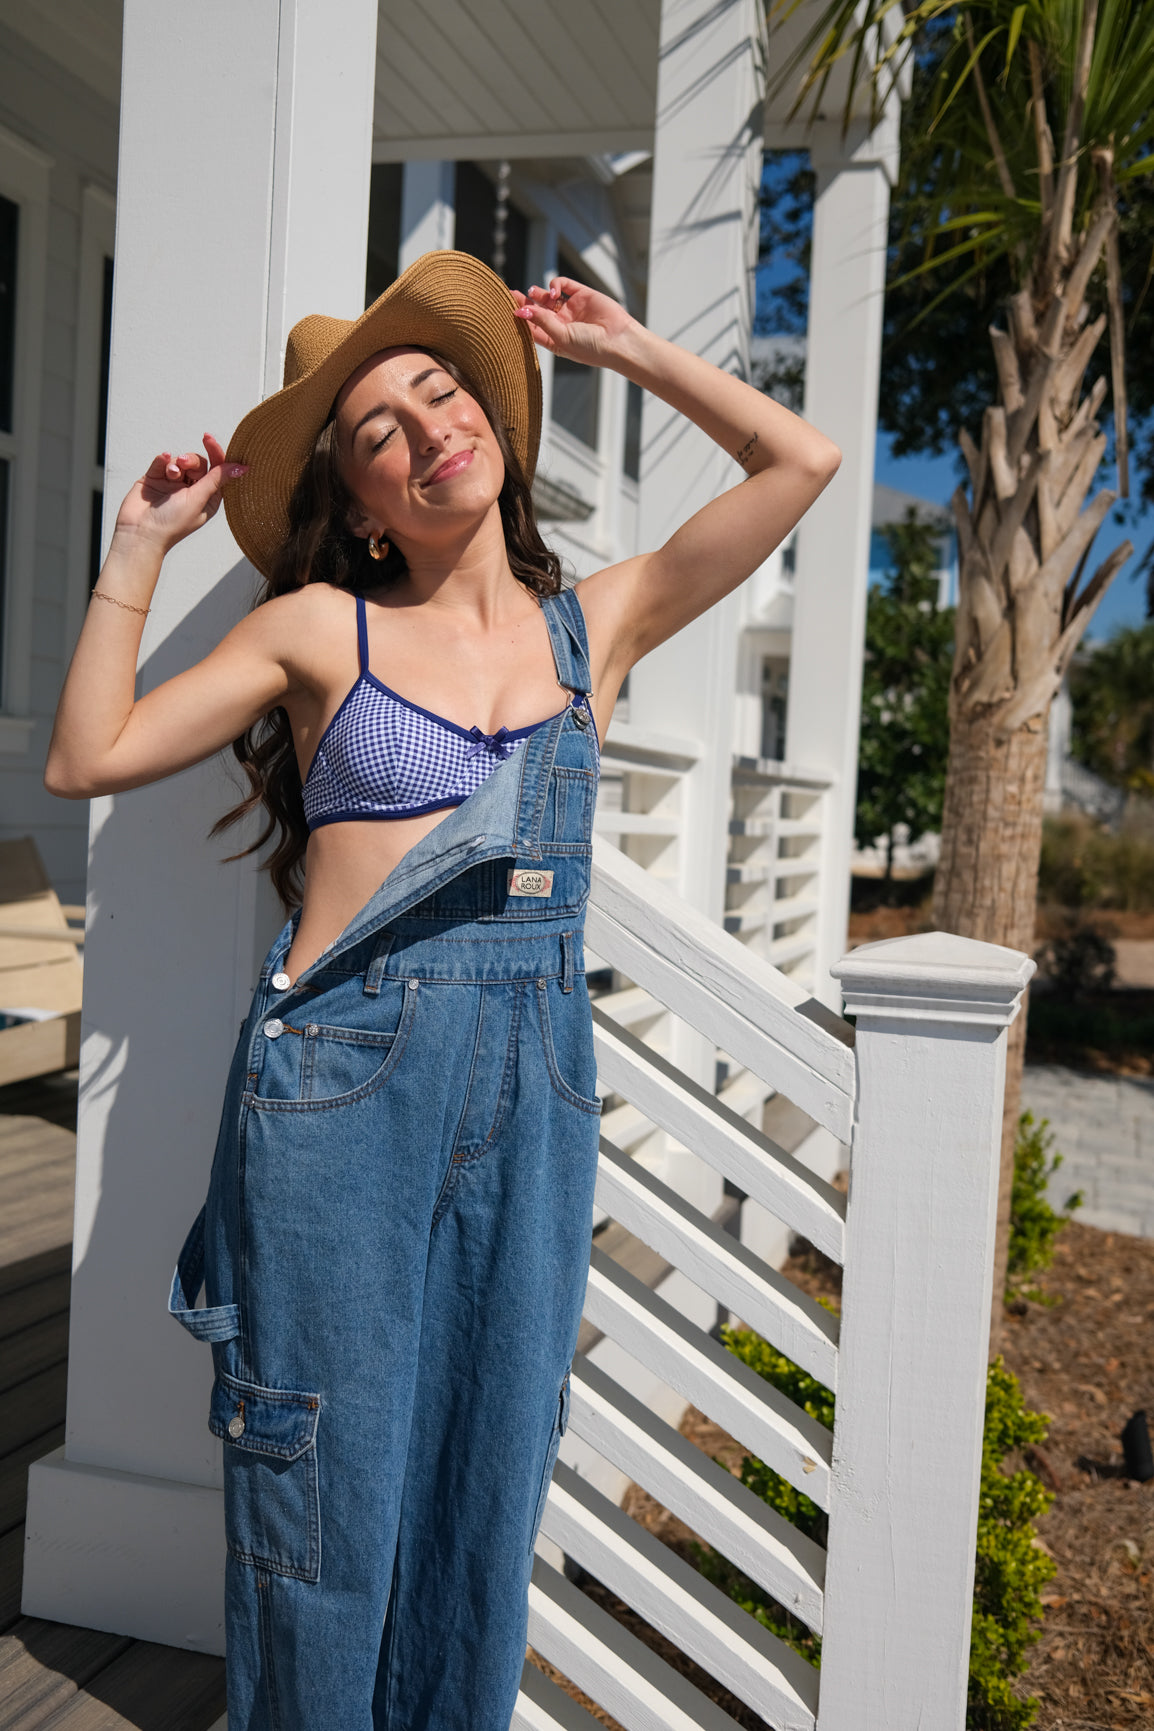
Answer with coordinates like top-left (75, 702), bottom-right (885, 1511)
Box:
top-left (251, 979), bottom-right (417, 1111)
top-left (211, 1371), bottom-right (322, 1582)
top-left (537, 978), bottom-right (602, 1114)
top-left (299, 1022), bottom-right (398, 1102)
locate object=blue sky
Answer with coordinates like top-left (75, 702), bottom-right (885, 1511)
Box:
top-left (755, 154), bottom-right (1152, 643)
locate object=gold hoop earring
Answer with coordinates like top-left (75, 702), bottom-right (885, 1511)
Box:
top-left (368, 534), bottom-right (389, 562)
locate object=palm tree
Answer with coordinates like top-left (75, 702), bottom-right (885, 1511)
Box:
top-left (770, 0), bottom-right (1154, 1343)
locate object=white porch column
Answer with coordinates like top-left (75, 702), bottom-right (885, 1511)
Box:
top-left (399, 160), bottom-right (456, 270)
top-left (820, 932), bottom-right (1033, 1728)
top-left (627, 0), bottom-right (764, 1104)
top-left (783, 115), bottom-right (898, 1008)
top-left (22, 0), bottom-right (377, 1652)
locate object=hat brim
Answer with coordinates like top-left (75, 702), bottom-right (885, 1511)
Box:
top-left (223, 250), bottom-right (541, 580)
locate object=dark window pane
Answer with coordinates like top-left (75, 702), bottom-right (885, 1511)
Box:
top-left (454, 161), bottom-right (495, 270)
top-left (551, 248), bottom-right (602, 449)
top-left (624, 380), bottom-right (642, 481)
top-left (0, 458), bottom-right (9, 698)
top-left (0, 195), bottom-right (17, 436)
top-left (454, 162), bottom-right (527, 289)
top-left (89, 490), bottom-right (103, 590)
top-left (552, 357), bottom-right (600, 448)
top-left (96, 254), bottom-right (113, 465)
top-left (365, 162), bottom-right (403, 306)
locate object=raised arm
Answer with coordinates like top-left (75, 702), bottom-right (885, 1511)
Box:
top-left (44, 437), bottom-right (290, 798)
top-left (512, 280), bottom-right (840, 685)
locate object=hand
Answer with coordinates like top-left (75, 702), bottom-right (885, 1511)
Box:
top-left (113, 433), bottom-right (249, 554)
top-left (512, 278), bottom-right (637, 369)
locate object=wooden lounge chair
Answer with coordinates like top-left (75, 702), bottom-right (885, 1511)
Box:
top-left (0, 836), bottom-right (84, 1088)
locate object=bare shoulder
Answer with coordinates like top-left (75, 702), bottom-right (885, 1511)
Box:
top-left (227, 580), bottom-right (357, 660)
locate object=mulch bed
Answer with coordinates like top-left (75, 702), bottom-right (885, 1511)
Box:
top-left (534, 1219), bottom-right (1154, 1730)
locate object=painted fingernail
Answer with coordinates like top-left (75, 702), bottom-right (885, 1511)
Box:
top-left (225, 463), bottom-right (250, 479)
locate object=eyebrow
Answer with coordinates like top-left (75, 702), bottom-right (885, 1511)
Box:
top-left (350, 367), bottom-right (444, 443)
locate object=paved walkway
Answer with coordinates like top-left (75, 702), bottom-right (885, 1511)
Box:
top-left (1022, 1064), bottom-right (1154, 1239)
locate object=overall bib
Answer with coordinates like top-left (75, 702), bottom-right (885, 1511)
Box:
top-left (169, 587), bottom-right (602, 1731)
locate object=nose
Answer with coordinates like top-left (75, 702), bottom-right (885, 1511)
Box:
top-left (410, 406), bottom-right (450, 453)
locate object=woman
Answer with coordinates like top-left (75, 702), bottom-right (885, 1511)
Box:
top-left (46, 251), bottom-right (839, 1731)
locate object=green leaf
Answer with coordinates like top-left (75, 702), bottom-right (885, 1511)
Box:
top-left (1004, 5), bottom-right (1027, 76)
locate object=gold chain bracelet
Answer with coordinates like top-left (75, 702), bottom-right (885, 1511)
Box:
top-left (91, 589), bottom-right (150, 616)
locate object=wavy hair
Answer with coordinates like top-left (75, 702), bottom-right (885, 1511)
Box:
top-left (212, 352), bottom-right (562, 908)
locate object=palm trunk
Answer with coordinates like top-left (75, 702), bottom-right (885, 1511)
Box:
top-left (938, 268), bottom-right (1133, 1357)
top-left (932, 714), bottom-right (1050, 1351)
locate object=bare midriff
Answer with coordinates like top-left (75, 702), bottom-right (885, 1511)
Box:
top-left (283, 811), bottom-right (462, 984)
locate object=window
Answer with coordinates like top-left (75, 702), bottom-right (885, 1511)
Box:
top-left (0, 192), bottom-right (16, 686)
top-left (0, 126), bottom-right (50, 728)
top-left (365, 162), bottom-right (402, 306)
top-left (550, 250), bottom-right (601, 450)
top-left (65, 183), bottom-right (114, 655)
top-left (454, 161), bottom-right (527, 290)
top-left (88, 253), bottom-right (113, 590)
top-left (623, 379), bottom-right (642, 481)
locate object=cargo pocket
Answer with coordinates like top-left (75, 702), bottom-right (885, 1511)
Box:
top-left (529, 1371), bottom-right (570, 1557)
top-left (210, 1370), bottom-right (322, 1583)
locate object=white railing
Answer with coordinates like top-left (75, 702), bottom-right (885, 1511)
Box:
top-left (727, 757), bottom-right (833, 991)
top-left (516, 839), bottom-right (1032, 1731)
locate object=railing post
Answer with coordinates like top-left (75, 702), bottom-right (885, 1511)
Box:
top-left (817, 932), bottom-right (1034, 1730)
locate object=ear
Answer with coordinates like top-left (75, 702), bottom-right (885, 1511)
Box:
top-left (345, 502), bottom-right (381, 540)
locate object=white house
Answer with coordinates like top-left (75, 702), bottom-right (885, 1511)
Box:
top-left (4, 5), bottom-right (1030, 1729)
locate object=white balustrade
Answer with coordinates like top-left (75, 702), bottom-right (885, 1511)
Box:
top-left (520, 844), bottom-right (1032, 1731)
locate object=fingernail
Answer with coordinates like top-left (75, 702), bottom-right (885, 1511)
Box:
top-left (225, 463), bottom-right (250, 479)
top-left (514, 307), bottom-right (533, 318)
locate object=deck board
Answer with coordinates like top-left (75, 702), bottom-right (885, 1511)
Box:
top-left (0, 1073), bottom-right (226, 1731)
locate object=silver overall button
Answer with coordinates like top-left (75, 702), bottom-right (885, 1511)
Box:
top-left (470, 834), bottom-right (486, 849)
top-left (407, 978), bottom-right (419, 991)
top-left (271, 971), bottom-right (291, 991)
top-left (572, 706), bottom-right (590, 729)
top-left (263, 1018), bottom-right (285, 1039)
top-left (227, 1414), bottom-right (245, 1439)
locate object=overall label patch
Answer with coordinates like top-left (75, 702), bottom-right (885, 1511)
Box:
top-left (507, 868), bottom-right (555, 898)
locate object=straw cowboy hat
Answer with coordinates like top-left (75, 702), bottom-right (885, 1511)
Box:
top-left (224, 250), bottom-right (542, 579)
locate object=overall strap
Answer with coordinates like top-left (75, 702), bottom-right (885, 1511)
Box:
top-left (541, 585), bottom-right (593, 694)
top-left (355, 592), bottom-right (371, 674)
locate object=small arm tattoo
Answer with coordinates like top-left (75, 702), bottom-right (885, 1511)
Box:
top-left (735, 432), bottom-right (759, 469)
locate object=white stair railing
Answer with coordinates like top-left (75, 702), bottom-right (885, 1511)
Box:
top-left (516, 840), bottom-right (1032, 1731)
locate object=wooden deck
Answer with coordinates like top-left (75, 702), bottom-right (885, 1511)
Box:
top-left (0, 1072), bottom-right (226, 1731)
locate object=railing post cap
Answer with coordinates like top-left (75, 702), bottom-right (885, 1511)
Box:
top-left (832, 931), bottom-right (1035, 1027)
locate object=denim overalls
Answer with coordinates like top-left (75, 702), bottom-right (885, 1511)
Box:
top-left (169, 587), bottom-right (602, 1730)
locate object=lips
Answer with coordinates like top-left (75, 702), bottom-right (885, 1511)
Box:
top-left (425, 449), bottom-right (474, 486)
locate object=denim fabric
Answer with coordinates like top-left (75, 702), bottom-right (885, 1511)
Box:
top-left (170, 588), bottom-right (601, 1730)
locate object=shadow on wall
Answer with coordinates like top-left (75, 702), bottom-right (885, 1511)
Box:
top-left (69, 554), bottom-right (287, 1488)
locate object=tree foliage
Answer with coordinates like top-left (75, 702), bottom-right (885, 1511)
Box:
top-left (855, 509), bottom-right (955, 869)
top-left (1068, 619), bottom-right (1154, 789)
top-left (757, 16), bottom-right (1154, 592)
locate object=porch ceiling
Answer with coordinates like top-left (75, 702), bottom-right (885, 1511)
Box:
top-left (372, 0), bottom-right (660, 161)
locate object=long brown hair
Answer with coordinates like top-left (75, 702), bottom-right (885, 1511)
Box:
top-left (212, 352), bottom-right (563, 909)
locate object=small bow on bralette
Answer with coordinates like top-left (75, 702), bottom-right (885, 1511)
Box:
top-left (465, 725), bottom-right (516, 761)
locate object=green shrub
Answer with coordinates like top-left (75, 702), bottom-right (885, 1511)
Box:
top-left (968, 1362), bottom-right (1056, 1731)
top-left (1008, 1113), bottom-right (1082, 1304)
top-left (692, 1325), bottom-right (831, 1666)
top-left (700, 1331), bottom-right (1055, 1725)
top-left (1038, 810), bottom-right (1154, 911)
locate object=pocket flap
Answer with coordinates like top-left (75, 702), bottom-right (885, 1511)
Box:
top-left (209, 1370), bottom-right (321, 1462)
